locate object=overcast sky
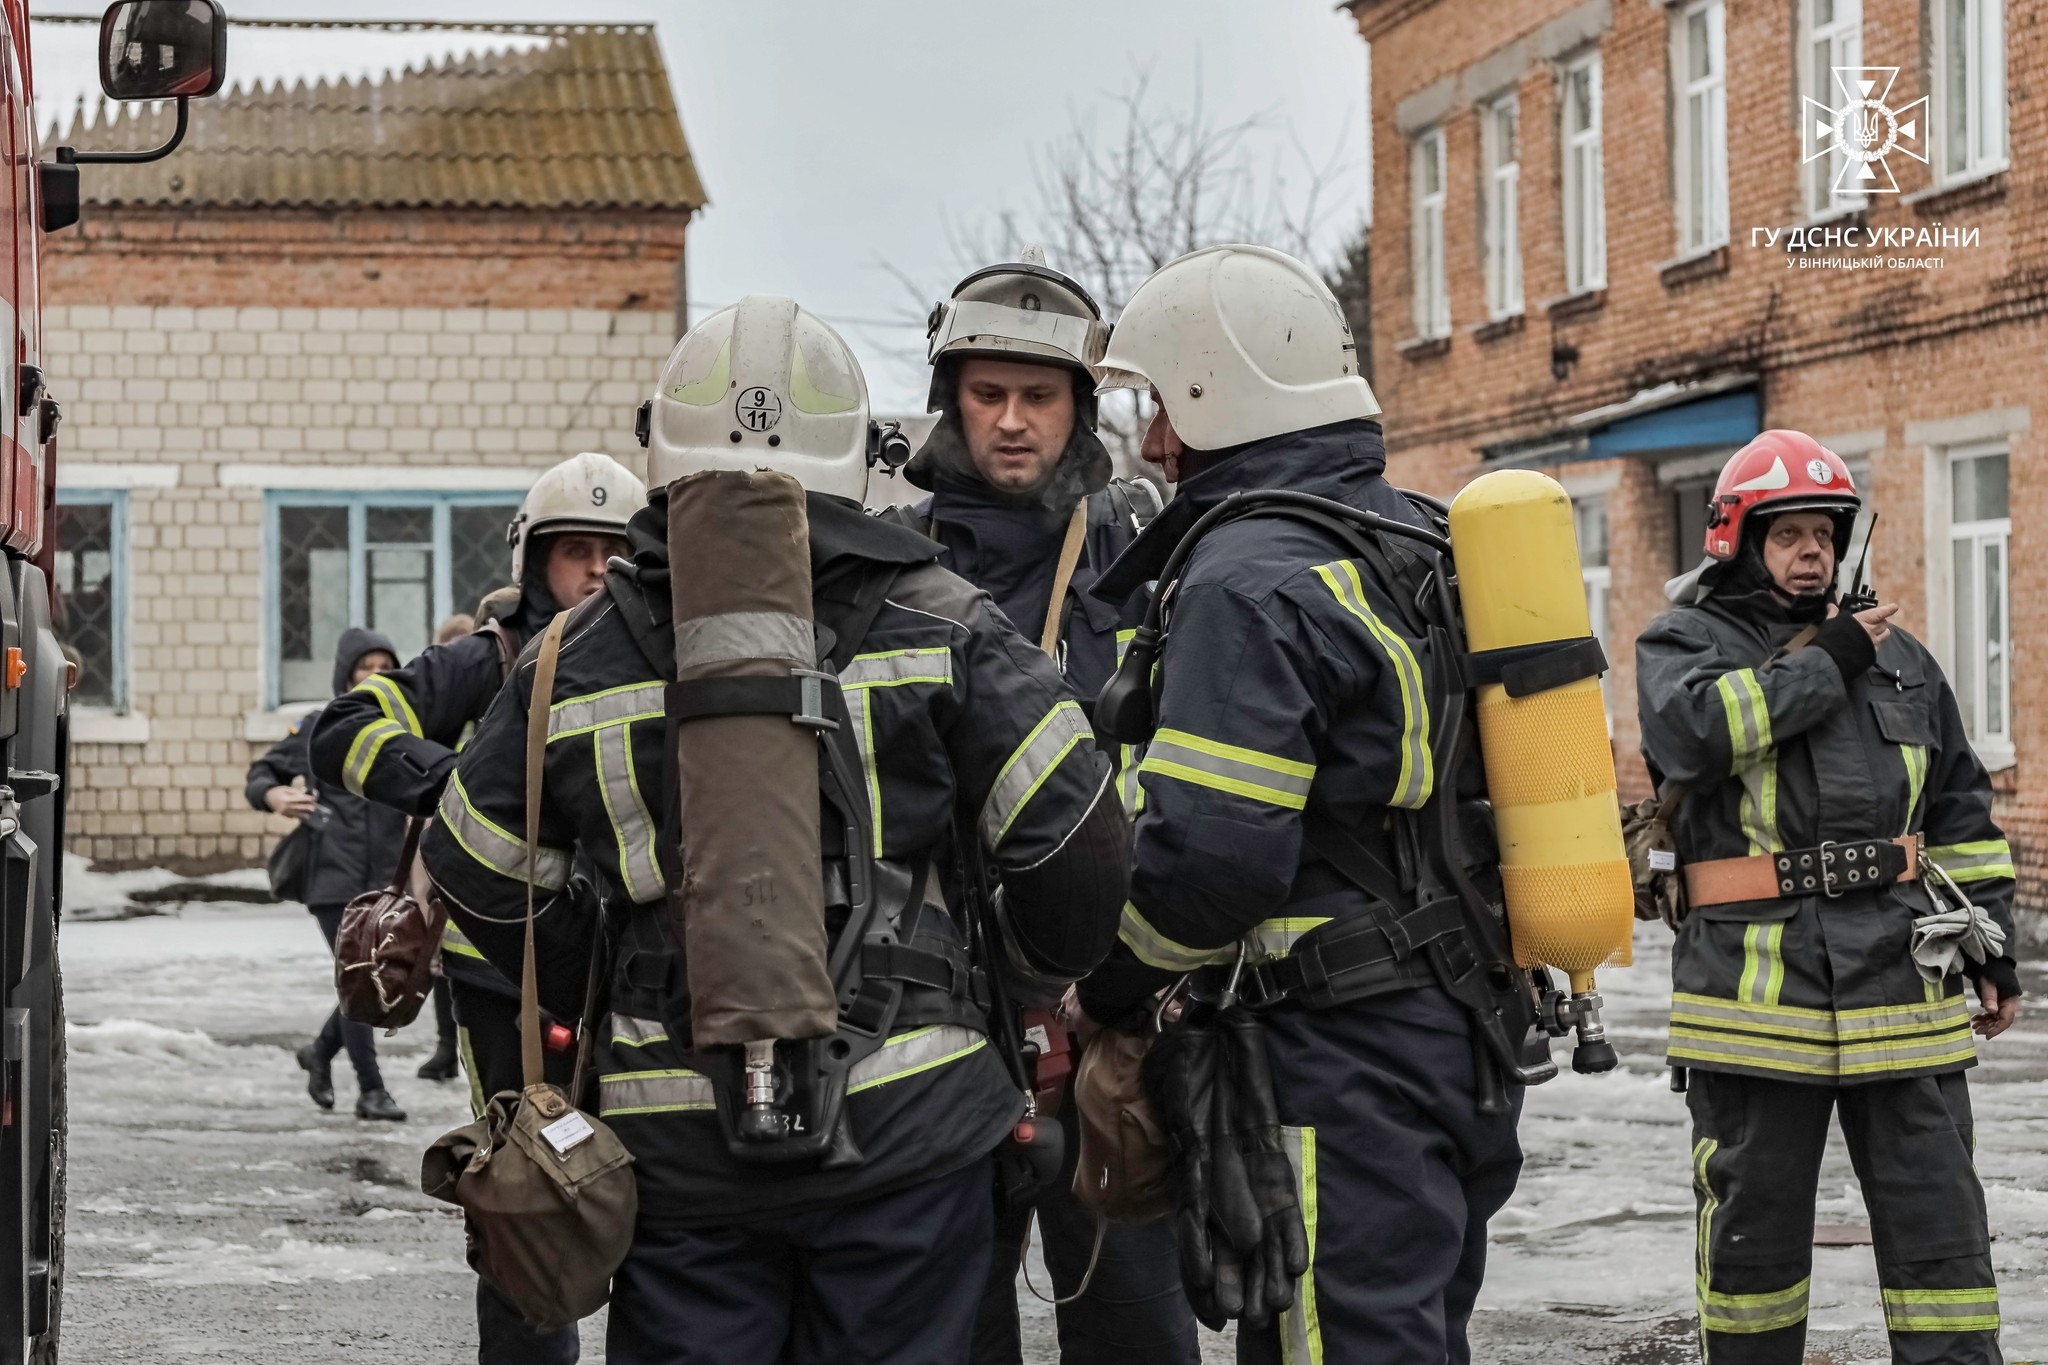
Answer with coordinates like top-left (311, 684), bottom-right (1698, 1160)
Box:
top-left (31, 2), bottom-right (1371, 413)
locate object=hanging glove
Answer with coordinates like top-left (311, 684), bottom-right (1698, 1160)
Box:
top-left (1220, 1006), bottom-right (1310, 1328)
top-left (1204, 1042), bottom-right (1260, 1323)
top-left (1910, 903), bottom-right (2008, 984)
top-left (1142, 1018), bottom-right (1230, 1329)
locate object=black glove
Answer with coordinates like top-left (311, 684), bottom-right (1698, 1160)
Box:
top-left (1220, 1007), bottom-right (1310, 1328)
top-left (1142, 1019), bottom-right (1228, 1329)
top-left (1813, 609), bottom-right (1877, 683)
top-left (1965, 954), bottom-right (2024, 1000)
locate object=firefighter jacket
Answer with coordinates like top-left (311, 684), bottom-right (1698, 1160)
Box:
top-left (1637, 580), bottom-right (2016, 1084)
top-left (1076, 419), bottom-right (1455, 1022)
top-left (419, 493), bottom-right (1129, 1228)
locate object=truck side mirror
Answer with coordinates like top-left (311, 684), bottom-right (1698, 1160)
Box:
top-left (98, 0), bottom-right (228, 102)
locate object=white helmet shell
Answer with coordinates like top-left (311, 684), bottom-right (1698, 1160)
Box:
top-left (925, 254), bottom-right (1107, 411)
top-left (650, 295), bottom-right (871, 503)
top-left (1097, 244), bottom-right (1380, 451)
top-left (508, 450), bottom-right (646, 582)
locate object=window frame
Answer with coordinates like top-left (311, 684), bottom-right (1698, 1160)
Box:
top-left (1410, 127), bottom-right (1450, 340)
top-left (1481, 93), bottom-right (1524, 321)
top-left (1801, 0), bottom-right (1866, 217)
top-left (1933, 0), bottom-right (2008, 185)
top-left (1560, 51), bottom-right (1607, 295)
top-left (1671, 0), bottom-right (1730, 257)
top-left (1942, 441), bottom-right (2013, 766)
top-left (54, 488), bottom-right (129, 715)
top-left (262, 489), bottom-right (521, 709)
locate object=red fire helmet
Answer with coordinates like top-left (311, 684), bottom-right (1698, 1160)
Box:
top-left (1703, 430), bottom-right (1861, 561)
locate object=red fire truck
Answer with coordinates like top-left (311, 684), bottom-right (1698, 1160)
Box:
top-left (1, 4), bottom-right (226, 1359)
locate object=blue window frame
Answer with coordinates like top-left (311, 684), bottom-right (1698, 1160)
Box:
top-left (264, 491), bottom-right (521, 707)
top-left (54, 489), bottom-right (129, 712)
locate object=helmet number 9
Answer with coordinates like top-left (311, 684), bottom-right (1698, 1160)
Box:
top-left (591, 485), bottom-right (608, 505)
top-left (736, 387), bottom-right (783, 432)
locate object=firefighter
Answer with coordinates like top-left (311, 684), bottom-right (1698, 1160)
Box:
top-left (1075, 244), bottom-right (1525, 1365)
top-left (420, 295), bottom-right (1130, 1365)
top-left (307, 449), bottom-right (644, 1365)
top-left (886, 253), bottom-right (1192, 1365)
top-left (1638, 430), bottom-right (2020, 1365)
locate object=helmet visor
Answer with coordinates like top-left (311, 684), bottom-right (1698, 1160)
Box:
top-left (930, 299), bottom-right (1105, 370)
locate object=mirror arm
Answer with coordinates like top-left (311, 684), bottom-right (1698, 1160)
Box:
top-left (60, 95), bottom-right (188, 166)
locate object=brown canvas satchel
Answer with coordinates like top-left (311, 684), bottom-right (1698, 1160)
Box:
top-left (420, 610), bottom-right (637, 1331)
top-left (333, 818), bottom-right (443, 1028)
top-left (1069, 1026), bottom-right (1174, 1225)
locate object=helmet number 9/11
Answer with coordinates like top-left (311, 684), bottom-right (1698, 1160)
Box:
top-left (737, 386), bottom-right (783, 432)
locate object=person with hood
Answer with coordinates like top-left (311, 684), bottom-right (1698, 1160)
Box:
top-left (423, 295), bottom-right (1129, 1365)
top-left (884, 253), bottom-right (1192, 1365)
top-left (1637, 431), bottom-right (2019, 1365)
top-left (1075, 245), bottom-right (1525, 1364)
top-left (245, 627), bottom-right (409, 1122)
top-left (307, 451), bottom-right (644, 1365)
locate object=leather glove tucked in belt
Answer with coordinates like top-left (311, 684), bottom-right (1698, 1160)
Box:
top-left (1910, 904), bottom-right (2008, 984)
top-left (1142, 1017), bottom-right (1231, 1329)
top-left (1220, 1007), bottom-right (1309, 1329)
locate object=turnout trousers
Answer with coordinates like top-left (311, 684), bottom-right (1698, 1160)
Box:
top-left (607, 1157), bottom-right (995, 1365)
top-left (1687, 1069), bottom-right (2000, 1365)
top-left (1239, 988), bottom-right (1524, 1365)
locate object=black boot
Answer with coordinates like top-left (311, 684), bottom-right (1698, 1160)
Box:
top-left (416, 1038), bottom-right (461, 1082)
top-left (355, 1088), bottom-right (407, 1122)
top-left (297, 1043), bottom-right (335, 1110)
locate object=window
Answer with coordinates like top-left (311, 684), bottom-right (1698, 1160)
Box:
top-left (1482, 95), bottom-right (1523, 319)
top-left (1561, 53), bottom-right (1606, 294)
top-left (268, 493), bottom-right (521, 706)
top-left (1672, 475), bottom-right (1718, 574)
top-left (1802, 0), bottom-right (1865, 215)
top-left (54, 492), bottom-right (126, 711)
top-left (1935, 0), bottom-right (2006, 183)
top-left (1672, 0), bottom-right (1729, 255)
top-left (1576, 495), bottom-right (1611, 710)
top-left (1948, 445), bottom-right (2010, 758)
top-left (1411, 128), bottom-right (1450, 339)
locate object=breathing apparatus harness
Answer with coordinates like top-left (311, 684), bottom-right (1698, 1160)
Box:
top-left (1095, 489), bottom-right (1574, 1110)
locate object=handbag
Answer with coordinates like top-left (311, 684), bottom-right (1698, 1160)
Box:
top-left (419, 610), bottom-right (637, 1330)
top-left (1069, 1025), bottom-right (1174, 1224)
top-left (266, 822), bottom-right (313, 903)
top-left (332, 817), bottom-right (442, 1028)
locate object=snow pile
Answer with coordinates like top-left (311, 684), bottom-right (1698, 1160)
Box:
top-left (67, 1018), bottom-right (224, 1065)
top-left (76, 1232), bottom-right (427, 1287)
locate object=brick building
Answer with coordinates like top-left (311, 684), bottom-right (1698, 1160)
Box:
top-left (1348, 0), bottom-right (2048, 906)
top-left (43, 21), bottom-right (703, 867)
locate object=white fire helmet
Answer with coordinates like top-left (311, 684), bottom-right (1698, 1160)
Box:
top-left (507, 451), bottom-right (646, 583)
top-left (648, 296), bottom-right (874, 503)
top-left (1096, 243), bottom-right (1380, 452)
top-left (925, 249), bottom-right (1107, 412)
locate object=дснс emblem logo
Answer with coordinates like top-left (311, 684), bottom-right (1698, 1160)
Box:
top-left (1804, 66), bottom-right (1928, 195)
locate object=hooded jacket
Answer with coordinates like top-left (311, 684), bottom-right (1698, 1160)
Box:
top-left (420, 493), bottom-right (1129, 1227)
top-left (246, 627), bottom-right (412, 908)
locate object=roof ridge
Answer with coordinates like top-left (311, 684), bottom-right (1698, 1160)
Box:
top-left (31, 16), bottom-right (655, 33)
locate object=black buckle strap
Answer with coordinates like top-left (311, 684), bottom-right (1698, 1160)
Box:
top-left (1382, 896), bottom-right (1465, 958)
top-left (666, 670), bottom-right (840, 730)
top-left (1464, 636), bottom-right (1609, 698)
top-left (1773, 839), bottom-right (1908, 899)
top-left (1236, 920), bottom-right (1421, 1010)
top-left (861, 940), bottom-right (979, 1000)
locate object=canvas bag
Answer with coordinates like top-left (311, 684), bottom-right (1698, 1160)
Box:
top-left (1069, 1025), bottom-right (1174, 1224)
top-left (420, 610), bottom-right (637, 1331)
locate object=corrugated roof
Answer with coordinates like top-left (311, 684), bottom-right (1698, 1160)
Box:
top-left (51, 20), bottom-right (706, 212)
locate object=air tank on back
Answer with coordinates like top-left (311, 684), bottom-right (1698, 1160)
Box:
top-left (1449, 468), bottom-right (1632, 1073)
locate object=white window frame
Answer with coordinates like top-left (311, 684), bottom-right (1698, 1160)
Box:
top-left (1933, 0), bottom-right (2007, 185)
top-left (1671, 0), bottom-right (1729, 256)
top-left (1574, 494), bottom-right (1612, 725)
top-left (1481, 94), bottom-right (1523, 320)
top-left (1410, 127), bottom-right (1450, 339)
top-left (1560, 52), bottom-right (1606, 294)
top-left (1942, 441), bottom-right (2013, 767)
top-left (1801, 0), bottom-right (1866, 217)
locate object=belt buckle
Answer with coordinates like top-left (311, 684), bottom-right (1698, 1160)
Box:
top-left (1816, 840), bottom-right (1844, 898)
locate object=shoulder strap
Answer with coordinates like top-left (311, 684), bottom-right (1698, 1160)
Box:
top-left (476, 619), bottom-right (520, 676)
top-left (520, 610), bottom-right (569, 1092)
top-left (386, 818), bottom-right (425, 895)
top-left (1039, 502), bottom-right (1088, 657)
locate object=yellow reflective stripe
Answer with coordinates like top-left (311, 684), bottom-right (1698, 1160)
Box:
top-left (549, 682), bottom-right (664, 743)
top-left (440, 919), bottom-right (486, 961)
top-left (1141, 728), bottom-right (1316, 810)
top-left (600, 1067), bottom-right (715, 1115)
top-left (841, 647), bottom-right (953, 690)
top-left (1901, 745), bottom-right (1929, 834)
top-left (846, 1024), bottom-right (988, 1094)
top-left (1693, 1138), bottom-right (1720, 1328)
top-left (341, 717), bottom-right (407, 797)
top-left (1313, 561), bottom-right (1432, 809)
top-left (980, 700), bottom-right (1093, 848)
top-left (1247, 917), bottom-right (1333, 963)
top-left (609, 1013), bottom-right (671, 1049)
top-left (1925, 840), bottom-right (2015, 883)
top-left (1278, 1125), bottom-right (1321, 1365)
top-left (597, 1025), bottom-right (986, 1115)
top-left (1714, 668), bottom-right (1772, 768)
top-left (1738, 752), bottom-right (1782, 855)
top-left (849, 688), bottom-right (884, 857)
top-left (1880, 1286), bottom-right (1999, 1332)
top-left (359, 673), bottom-right (423, 736)
top-left (1117, 902), bottom-right (1236, 972)
top-left (595, 721), bottom-right (666, 904)
top-left (1671, 991), bottom-right (1971, 1041)
top-left (1737, 923), bottom-right (1784, 1007)
top-left (1669, 1025), bottom-right (1976, 1079)
top-left (434, 769), bottom-right (570, 890)
top-left (1699, 1277), bottom-right (1810, 1334)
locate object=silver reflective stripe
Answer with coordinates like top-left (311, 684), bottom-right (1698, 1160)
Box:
top-left (610, 1013), bottom-right (671, 1048)
top-left (849, 688), bottom-right (884, 856)
top-left (342, 717), bottom-right (408, 797)
top-left (549, 682), bottom-right (665, 742)
top-left (597, 1024), bottom-right (987, 1116)
top-left (1140, 728), bottom-right (1316, 809)
top-left (595, 721), bottom-right (666, 904)
top-left (841, 647), bottom-right (953, 690)
top-left (1246, 917), bottom-right (1332, 963)
top-left (1925, 840), bottom-right (2016, 883)
top-left (846, 1024), bottom-right (988, 1094)
top-left (435, 770), bottom-right (570, 890)
top-left (980, 700), bottom-right (1093, 847)
top-left (1880, 1286), bottom-right (1999, 1331)
top-left (441, 919), bottom-right (486, 961)
top-left (1277, 1125), bottom-right (1321, 1365)
top-left (674, 611), bottom-right (814, 671)
top-left (1700, 1278), bottom-right (1810, 1334)
top-left (600, 1068), bottom-right (714, 1115)
top-left (1118, 902), bottom-right (1236, 972)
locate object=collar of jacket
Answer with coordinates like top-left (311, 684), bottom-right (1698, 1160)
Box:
top-left (903, 404), bottom-right (1113, 502)
top-left (1090, 418), bottom-right (1391, 605)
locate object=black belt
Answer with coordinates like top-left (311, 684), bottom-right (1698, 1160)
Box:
top-left (1235, 915), bottom-right (1437, 1010)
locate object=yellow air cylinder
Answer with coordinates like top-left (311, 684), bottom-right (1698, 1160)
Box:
top-left (1448, 469), bottom-right (1632, 995)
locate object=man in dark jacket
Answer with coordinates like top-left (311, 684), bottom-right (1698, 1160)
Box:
top-left (1078, 245), bottom-right (1524, 1365)
top-left (891, 253), bottom-right (1191, 1365)
top-left (246, 626), bottom-right (409, 1122)
top-left (424, 296), bottom-right (1130, 1365)
top-left (1638, 431), bottom-right (2019, 1365)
